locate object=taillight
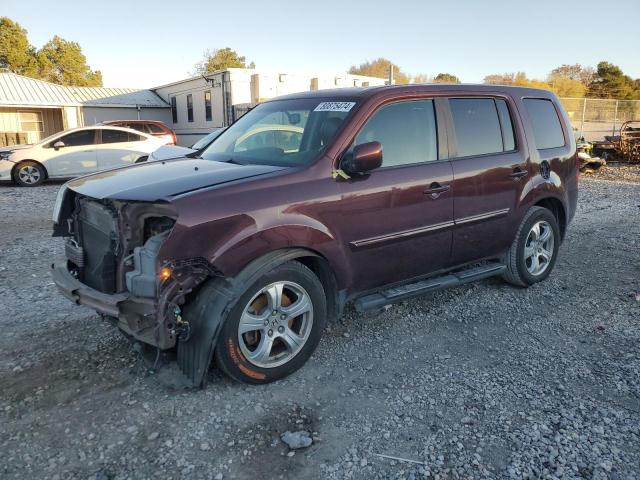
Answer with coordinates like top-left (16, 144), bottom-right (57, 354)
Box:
top-left (160, 134), bottom-right (175, 145)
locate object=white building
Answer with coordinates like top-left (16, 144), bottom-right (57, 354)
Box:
top-left (0, 72), bottom-right (170, 146)
top-left (152, 68), bottom-right (386, 146)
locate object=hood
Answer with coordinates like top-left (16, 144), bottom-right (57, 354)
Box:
top-left (149, 144), bottom-right (195, 162)
top-left (66, 158), bottom-right (286, 201)
top-left (0, 144), bottom-right (34, 154)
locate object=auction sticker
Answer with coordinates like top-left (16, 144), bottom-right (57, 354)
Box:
top-left (314, 101), bottom-right (356, 112)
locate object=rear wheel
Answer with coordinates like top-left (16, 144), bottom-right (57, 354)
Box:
top-left (13, 161), bottom-right (45, 187)
top-left (214, 261), bottom-right (326, 384)
top-left (503, 206), bottom-right (560, 287)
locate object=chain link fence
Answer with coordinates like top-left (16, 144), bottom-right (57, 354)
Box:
top-left (559, 97), bottom-right (640, 142)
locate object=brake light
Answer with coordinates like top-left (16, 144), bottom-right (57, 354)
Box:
top-left (160, 134), bottom-right (175, 145)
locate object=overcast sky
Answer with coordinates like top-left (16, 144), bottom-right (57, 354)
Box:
top-left (6, 0), bottom-right (640, 89)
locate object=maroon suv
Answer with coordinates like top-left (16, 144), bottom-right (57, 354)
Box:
top-left (52, 84), bottom-right (578, 386)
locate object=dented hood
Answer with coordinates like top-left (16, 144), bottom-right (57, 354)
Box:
top-left (65, 158), bottom-right (285, 201)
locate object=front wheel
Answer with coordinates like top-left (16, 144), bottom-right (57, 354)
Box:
top-left (13, 161), bottom-right (45, 187)
top-left (214, 261), bottom-right (327, 384)
top-left (503, 207), bottom-right (560, 287)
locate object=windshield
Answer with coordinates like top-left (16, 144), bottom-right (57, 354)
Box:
top-left (199, 98), bottom-right (357, 167)
top-left (192, 128), bottom-right (226, 150)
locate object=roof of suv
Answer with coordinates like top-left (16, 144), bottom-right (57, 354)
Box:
top-left (271, 84), bottom-right (557, 101)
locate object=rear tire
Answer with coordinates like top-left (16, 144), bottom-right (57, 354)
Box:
top-left (13, 161), bottom-right (45, 187)
top-left (214, 261), bottom-right (327, 384)
top-left (502, 207), bottom-right (560, 287)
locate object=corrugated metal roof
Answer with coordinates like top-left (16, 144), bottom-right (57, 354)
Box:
top-left (0, 72), bottom-right (168, 108)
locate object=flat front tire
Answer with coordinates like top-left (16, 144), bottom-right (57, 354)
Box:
top-left (503, 206), bottom-right (561, 287)
top-left (214, 261), bottom-right (327, 384)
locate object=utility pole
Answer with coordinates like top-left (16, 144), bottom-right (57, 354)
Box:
top-left (388, 65), bottom-right (394, 85)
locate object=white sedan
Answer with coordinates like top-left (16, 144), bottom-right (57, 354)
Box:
top-left (0, 125), bottom-right (169, 186)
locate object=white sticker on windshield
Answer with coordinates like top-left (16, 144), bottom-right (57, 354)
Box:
top-left (314, 101), bottom-right (356, 112)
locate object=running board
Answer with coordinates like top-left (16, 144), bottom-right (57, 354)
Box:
top-left (354, 263), bottom-right (506, 312)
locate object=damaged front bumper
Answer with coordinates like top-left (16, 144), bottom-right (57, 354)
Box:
top-left (51, 259), bottom-right (180, 349)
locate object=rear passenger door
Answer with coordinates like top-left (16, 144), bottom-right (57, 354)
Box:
top-left (446, 96), bottom-right (529, 266)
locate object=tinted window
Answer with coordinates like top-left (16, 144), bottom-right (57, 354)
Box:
top-left (353, 100), bottom-right (437, 167)
top-left (101, 129), bottom-right (144, 143)
top-left (187, 94), bottom-right (194, 123)
top-left (205, 91), bottom-right (212, 122)
top-left (59, 130), bottom-right (94, 147)
top-left (450, 98), bottom-right (503, 157)
top-left (147, 123), bottom-right (164, 134)
top-left (524, 99), bottom-right (565, 149)
top-left (171, 97), bottom-right (177, 123)
top-left (495, 99), bottom-right (515, 151)
top-left (126, 124), bottom-right (148, 133)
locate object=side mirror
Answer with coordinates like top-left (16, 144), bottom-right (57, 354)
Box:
top-left (343, 141), bottom-right (383, 175)
top-left (53, 140), bottom-right (65, 150)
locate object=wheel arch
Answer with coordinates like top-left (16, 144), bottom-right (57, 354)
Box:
top-left (533, 197), bottom-right (567, 241)
top-left (12, 159), bottom-right (49, 180)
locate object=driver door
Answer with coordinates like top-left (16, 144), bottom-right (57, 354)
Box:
top-left (45, 129), bottom-right (97, 176)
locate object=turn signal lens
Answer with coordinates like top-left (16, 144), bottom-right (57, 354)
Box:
top-left (159, 266), bottom-right (172, 282)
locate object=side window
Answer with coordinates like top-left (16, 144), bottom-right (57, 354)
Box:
top-left (205, 90), bottom-right (212, 122)
top-left (449, 98), bottom-right (504, 157)
top-left (171, 97), bottom-right (178, 123)
top-left (186, 94), bottom-right (194, 123)
top-left (58, 130), bottom-right (95, 147)
top-left (523, 99), bottom-right (565, 149)
top-left (147, 123), bottom-right (164, 134)
top-left (101, 129), bottom-right (129, 144)
top-left (128, 132), bottom-right (145, 142)
top-left (495, 99), bottom-right (516, 151)
top-left (353, 100), bottom-right (438, 167)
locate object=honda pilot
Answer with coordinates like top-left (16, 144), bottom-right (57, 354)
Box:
top-left (51, 84), bottom-right (578, 386)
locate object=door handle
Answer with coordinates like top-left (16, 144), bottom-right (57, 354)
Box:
top-left (424, 182), bottom-right (450, 199)
top-left (509, 167), bottom-right (528, 179)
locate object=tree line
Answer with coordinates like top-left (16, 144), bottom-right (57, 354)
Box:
top-left (348, 58), bottom-right (640, 100)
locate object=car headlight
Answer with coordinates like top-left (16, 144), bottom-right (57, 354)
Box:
top-left (52, 183), bottom-right (69, 224)
top-left (0, 151), bottom-right (13, 161)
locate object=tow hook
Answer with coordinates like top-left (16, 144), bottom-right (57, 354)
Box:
top-left (170, 305), bottom-right (191, 341)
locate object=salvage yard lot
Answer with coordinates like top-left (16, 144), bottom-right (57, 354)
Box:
top-left (0, 171), bottom-right (639, 480)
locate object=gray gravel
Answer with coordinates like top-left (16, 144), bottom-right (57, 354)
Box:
top-left (0, 172), bottom-right (639, 480)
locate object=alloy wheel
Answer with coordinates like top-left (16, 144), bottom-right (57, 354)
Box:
top-left (237, 281), bottom-right (314, 368)
top-left (18, 165), bottom-right (41, 185)
top-left (524, 220), bottom-right (555, 276)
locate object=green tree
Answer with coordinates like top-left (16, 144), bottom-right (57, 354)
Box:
top-left (348, 58), bottom-right (410, 84)
top-left (37, 36), bottom-right (102, 86)
top-left (0, 17), bottom-right (39, 76)
top-left (193, 47), bottom-right (254, 75)
top-left (433, 73), bottom-right (461, 84)
top-left (588, 61), bottom-right (639, 99)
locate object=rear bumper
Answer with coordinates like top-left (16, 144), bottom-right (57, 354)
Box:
top-left (51, 260), bottom-right (172, 348)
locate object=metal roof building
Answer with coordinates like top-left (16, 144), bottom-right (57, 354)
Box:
top-left (0, 72), bottom-right (170, 145)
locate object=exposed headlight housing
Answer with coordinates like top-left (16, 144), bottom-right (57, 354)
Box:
top-left (52, 183), bottom-right (69, 224)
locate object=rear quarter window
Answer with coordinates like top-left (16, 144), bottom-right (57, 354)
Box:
top-left (523, 99), bottom-right (565, 149)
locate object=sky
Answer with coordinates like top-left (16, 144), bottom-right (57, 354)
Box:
top-left (5, 0), bottom-right (640, 89)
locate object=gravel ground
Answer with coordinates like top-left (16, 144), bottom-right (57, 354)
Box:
top-left (0, 171), bottom-right (639, 480)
